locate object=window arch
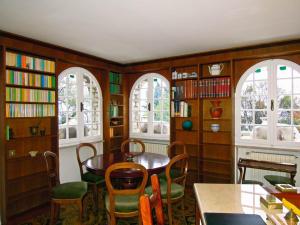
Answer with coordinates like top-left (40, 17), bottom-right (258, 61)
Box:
top-left (130, 73), bottom-right (170, 140)
top-left (58, 67), bottom-right (103, 147)
top-left (235, 59), bottom-right (300, 149)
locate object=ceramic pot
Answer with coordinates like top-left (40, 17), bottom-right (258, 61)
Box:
top-left (209, 100), bottom-right (223, 119)
top-left (182, 120), bottom-right (193, 131)
top-left (211, 124), bottom-right (220, 132)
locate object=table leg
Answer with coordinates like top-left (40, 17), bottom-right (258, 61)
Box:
top-left (195, 202), bottom-right (200, 225)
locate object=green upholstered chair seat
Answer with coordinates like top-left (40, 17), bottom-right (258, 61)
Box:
top-left (52, 181), bottom-right (88, 199)
top-left (105, 194), bottom-right (139, 212)
top-left (242, 180), bottom-right (263, 186)
top-left (158, 168), bottom-right (182, 181)
top-left (145, 182), bottom-right (184, 200)
top-left (264, 175), bottom-right (294, 186)
top-left (82, 172), bottom-right (105, 184)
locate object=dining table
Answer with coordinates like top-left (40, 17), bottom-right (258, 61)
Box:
top-left (84, 151), bottom-right (170, 179)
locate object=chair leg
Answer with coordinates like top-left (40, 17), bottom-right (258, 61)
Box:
top-left (78, 200), bottom-right (83, 224)
top-left (93, 184), bottom-right (98, 212)
top-left (167, 202), bottom-right (173, 225)
top-left (50, 201), bottom-right (56, 225)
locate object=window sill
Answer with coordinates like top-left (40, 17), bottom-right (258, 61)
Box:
top-left (235, 143), bottom-right (300, 152)
top-left (59, 136), bottom-right (103, 149)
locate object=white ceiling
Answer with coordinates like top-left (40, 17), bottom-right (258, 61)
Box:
top-left (0, 0), bottom-right (300, 64)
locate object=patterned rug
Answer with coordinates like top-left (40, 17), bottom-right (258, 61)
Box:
top-left (20, 191), bottom-right (195, 225)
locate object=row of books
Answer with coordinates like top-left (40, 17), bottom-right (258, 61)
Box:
top-left (172, 77), bottom-right (231, 99)
top-left (6, 52), bottom-right (55, 73)
top-left (109, 71), bottom-right (122, 84)
top-left (6, 70), bottom-right (56, 88)
top-left (171, 101), bottom-right (190, 117)
top-left (6, 103), bottom-right (55, 117)
top-left (110, 84), bottom-right (121, 94)
top-left (6, 87), bottom-right (56, 103)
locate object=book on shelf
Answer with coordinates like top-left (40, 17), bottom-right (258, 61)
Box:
top-left (199, 77), bottom-right (230, 98)
top-left (6, 70), bottom-right (56, 88)
top-left (6, 52), bottom-right (55, 73)
top-left (109, 71), bottom-right (122, 84)
top-left (110, 84), bottom-right (121, 94)
top-left (6, 87), bottom-right (55, 103)
top-left (6, 103), bottom-right (55, 117)
top-left (171, 101), bottom-right (190, 117)
top-left (172, 80), bottom-right (198, 99)
top-left (110, 104), bottom-right (119, 117)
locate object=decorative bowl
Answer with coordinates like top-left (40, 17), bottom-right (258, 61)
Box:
top-left (182, 120), bottom-right (193, 131)
top-left (29, 150), bottom-right (39, 157)
top-left (211, 124), bottom-right (220, 132)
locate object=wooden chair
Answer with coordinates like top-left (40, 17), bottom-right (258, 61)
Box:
top-left (147, 153), bottom-right (189, 225)
top-left (159, 141), bottom-right (187, 181)
top-left (121, 138), bottom-right (145, 154)
top-left (76, 143), bottom-right (105, 212)
top-left (105, 162), bottom-right (149, 225)
top-left (140, 174), bottom-right (164, 225)
top-left (43, 151), bottom-right (88, 225)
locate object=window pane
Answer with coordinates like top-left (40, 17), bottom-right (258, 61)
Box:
top-left (68, 112), bottom-right (77, 125)
top-left (91, 85), bottom-right (99, 98)
top-left (293, 95), bottom-right (300, 109)
top-left (92, 112), bottom-right (100, 123)
top-left (294, 127), bottom-right (300, 142)
top-left (163, 111), bottom-right (170, 122)
top-left (138, 123), bottom-right (148, 133)
top-left (277, 126), bottom-right (292, 141)
top-left (255, 111), bottom-right (267, 125)
top-left (241, 111), bottom-right (253, 124)
top-left (254, 96), bottom-right (267, 109)
top-left (84, 125), bottom-right (91, 137)
top-left (162, 123), bottom-right (169, 135)
top-left (92, 124), bottom-right (100, 136)
top-left (293, 111), bottom-right (300, 125)
top-left (162, 86), bottom-right (169, 99)
top-left (278, 95), bottom-right (291, 109)
top-left (254, 126), bottom-right (267, 140)
top-left (67, 85), bottom-right (77, 96)
top-left (278, 111), bottom-right (291, 125)
top-left (254, 67), bottom-right (268, 80)
top-left (154, 99), bottom-right (161, 111)
top-left (67, 97), bottom-right (77, 112)
top-left (59, 112), bottom-right (67, 125)
top-left (154, 112), bottom-right (161, 121)
top-left (84, 111), bottom-right (92, 123)
top-left (254, 81), bottom-right (267, 95)
top-left (241, 125), bottom-right (253, 139)
top-left (58, 99), bottom-right (68, 112)
top-left (83, 85), bottom-right (91, 98)
top-left (294, 69), bottom-right (300, 78)
top-left (68, 74), bottom-right (76, 84)
top-left (83, 75), bottom-right (90, 85)
top-left (293, 79), bottom-right (300, 94)
top-left (59, 127), bottom-right (66, 139)
top-left (241, 82), bottom-right (254, 96)
top-left (277, 65), bottom-right (292, 79)
top-left (69, 126), bottom-right (77, 138)
top-left (153, 123), bottom-right (161, 134)
top-left (277, 79), bottom-right (292, 95)
top-left (140, 89), bottom-right (148, 99)
top-left (241, 97), bottom-right (253, 109)
top-left (163, 100), bottom-right (170, 111)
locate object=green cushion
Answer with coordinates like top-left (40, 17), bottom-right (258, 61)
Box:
top-left (105, 194), bottom-right (139, 212)
top-left (145, 182), bottom-right (184, 199)
top-left (52, 181), bottom-right (88, 199)
top-left (82, 172), bottom-right (105, 184)
top-left (158, 168), bottom-right (182, 181)
top-left (264, 175), bottom-right (295, 185)
top-left (242, 180), bottom-right (263, 186)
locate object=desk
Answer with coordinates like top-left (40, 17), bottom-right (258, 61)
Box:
top-left (194, 184), bottom-right (289, 225)
top-left (85, 152), bottom-right (169, 178)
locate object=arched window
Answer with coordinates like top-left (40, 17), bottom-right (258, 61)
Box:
top-left (58, 67), bottom-right (103, 147)
top-left (130, 73), bottom-right (170, 140)
top-left (235, 59), bottom-right (300, 149)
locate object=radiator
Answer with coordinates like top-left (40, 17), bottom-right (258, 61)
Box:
top-left (130, 142), bottom-right (168, 155)
top-left (243, 151), bottom-right (297, 185)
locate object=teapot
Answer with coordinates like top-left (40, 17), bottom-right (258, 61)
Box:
top-left (208, 63), bottom-right (224, 76)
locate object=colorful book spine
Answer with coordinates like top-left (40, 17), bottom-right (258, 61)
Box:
top-left (6, 52), bottom-right (55, 73)
top-left (198, 77), bottom-right (231, 98)
top-left (6, 103), bottom-right (55, 117)
top-left (6, 87), bottom-right (55, 103)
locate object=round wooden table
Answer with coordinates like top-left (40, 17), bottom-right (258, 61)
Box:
top-left (85, 152), bottom-right (170, 179)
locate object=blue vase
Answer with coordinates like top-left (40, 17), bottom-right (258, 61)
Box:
top-left (182, 120), bottom-right (193, 131)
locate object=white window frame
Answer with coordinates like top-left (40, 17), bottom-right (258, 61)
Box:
top-left (129, 73), bottom-right (170, 141)
top-left (58, 67), bottom-right (103, 147)
top-left (235, 59), bottom-right (300, 150)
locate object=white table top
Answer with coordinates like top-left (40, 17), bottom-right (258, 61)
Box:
top-left (194, 184), bottom-right (288, 225)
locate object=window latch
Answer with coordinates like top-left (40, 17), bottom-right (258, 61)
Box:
top-left (148, 103), bottom-right (151, 111)
top-left (80, 102), bottom-right (84, 112)
top-left (271, 99), bottom-right (274, 111)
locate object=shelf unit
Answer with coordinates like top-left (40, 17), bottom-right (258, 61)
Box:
top-left (2, 49), bottom-right (58, 218)
top-left (108, 71), bottom-right (125, 152)
top-left (170, 61), bottom-right (233, 186)
top-left (170, 64), bottom-right (200, 187)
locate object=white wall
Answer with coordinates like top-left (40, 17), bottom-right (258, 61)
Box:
top-left (59, 141), bottom-right (103, 183)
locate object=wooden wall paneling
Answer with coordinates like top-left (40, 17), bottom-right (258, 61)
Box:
top-left (0, 45), bottom-right (7, 225)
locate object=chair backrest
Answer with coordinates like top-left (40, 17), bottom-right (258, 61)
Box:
top-left (166, 153), bottom-right (189, 196)
top-left (167, 141), bottom-right (187, 158)
top-left (140, 174), bottom-right (164, 225)
top-left (121, 138), bottom-right (145, 154)
top-left (43, 151), bottom-right (60, 189)
top-left (105, 162), bottom-right (148, 215)
top-left (76, 143), bottom-right (97, 178)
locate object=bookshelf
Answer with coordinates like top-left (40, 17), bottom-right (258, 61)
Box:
top-left (170, 64), bottom-right (200, 187)
top-left (108, 71), bottom-right (125, 152)
top-left (3, 50), bottom-right (58, 217)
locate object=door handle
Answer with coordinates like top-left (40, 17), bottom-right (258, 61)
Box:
top-left (148, 103), bottom-right (151, 111)
top-left (271, 99), bottom-right (274, 111)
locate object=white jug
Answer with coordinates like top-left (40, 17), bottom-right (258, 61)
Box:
top-left (208, 63), bottom-right (224, 76)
